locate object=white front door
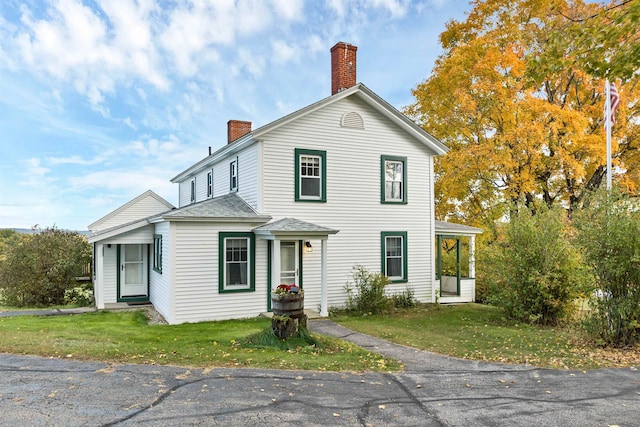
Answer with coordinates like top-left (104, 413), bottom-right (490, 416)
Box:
top-left (120, 244), bottom-right (148, 298)
top-left (280, 241), bottom-right (299, 286)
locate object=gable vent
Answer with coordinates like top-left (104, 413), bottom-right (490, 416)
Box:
top-left (341, 111), bottom-right (364, 129)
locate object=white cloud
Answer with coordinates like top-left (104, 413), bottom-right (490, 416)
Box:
top-left (271, 0), bottom-right (304, 20)
top-left (12, 0), bottom-right (168, 108)
top-left (370, 0), bottom-right (409, 17)
top-left (271, 39), bottom-right (299, 64)
top-left (25, 157), bottom-right (50, 177)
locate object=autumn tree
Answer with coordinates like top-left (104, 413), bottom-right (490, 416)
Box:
top-left (407, 0), bottom-right (640, 229)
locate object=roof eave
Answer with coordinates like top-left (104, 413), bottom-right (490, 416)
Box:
top-left (87, 219), bottom-right (151, 243)
top-left (162, 216), bottom-right (272, 223)
top-left (253, 229), bottom-right (339, 239)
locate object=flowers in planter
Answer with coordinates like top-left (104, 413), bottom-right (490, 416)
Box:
top-left (273, 284), bottom-right (301, 295)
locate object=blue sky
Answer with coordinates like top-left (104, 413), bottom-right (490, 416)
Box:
top-left (0, 0), bottom-right (470, 231)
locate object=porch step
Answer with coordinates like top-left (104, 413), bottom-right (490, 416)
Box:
top-left (260, 309), bottom-right (325, 320)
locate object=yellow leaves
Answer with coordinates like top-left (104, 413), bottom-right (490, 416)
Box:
top-left (411, 0), bottom-right (640, 221)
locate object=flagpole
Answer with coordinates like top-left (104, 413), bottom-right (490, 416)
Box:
top-left (605, 79), bottom-right (612, 190)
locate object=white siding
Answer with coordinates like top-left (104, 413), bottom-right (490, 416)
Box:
top-left (179, 180), bottom-right (191, 207)
top-left (261, 96), bottom-right (436, 309)
top-left (439, 278), bottom-right (475, 303)
top-left (102, 225), bottom-right (154, 244)
top-left (236, 145), bottom-right (260, 210)
top-left (150, 221), bottom-right (172, 322)
top-left (102, 244), bottom-right (118, 305)
top-left (175, 145), bottom-right (261, 210)
top-left (172, 221), bottom-right (269, 323)
top-left (91, 192), bottom-right (173, 231)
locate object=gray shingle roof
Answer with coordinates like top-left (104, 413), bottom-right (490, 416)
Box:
top-left (161, 193), bottom-right (271, 221)
top-left (253, 217), bottom-right (339, 235)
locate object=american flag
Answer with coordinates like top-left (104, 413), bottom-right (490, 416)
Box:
top-left (605, 82), bottom-right (620, 128)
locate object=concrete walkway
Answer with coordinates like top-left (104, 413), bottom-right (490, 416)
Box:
top-left (308, 319), bottom-right (531, 373)
top-left (0, 307), bottom-right (96, 317)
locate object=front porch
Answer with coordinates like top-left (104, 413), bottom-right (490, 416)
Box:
top-left (435, 221), bottom-right (483, 303)
top-left (253, 218), bottom-right (339, 317)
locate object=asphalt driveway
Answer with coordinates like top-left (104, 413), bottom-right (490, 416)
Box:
top-left (1, 320), bottom-right (638, 426)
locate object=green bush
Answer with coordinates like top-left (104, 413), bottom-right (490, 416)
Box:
top-left (488, 205), bottom-right (590, 325)
top-left (574, 188), bottom-right (640, 347)
top-left (64, 283), bottom-right (94, 306)
top-left (345, 265), bottom-right (391, 314)
top-left (0, 227), bottom-right (92, 307)
top-left (391, 288), bottom-right (417, 309)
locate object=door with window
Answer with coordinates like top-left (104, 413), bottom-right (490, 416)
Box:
top-left (120, 244), bottom-right (148, 299)
top-left (280, 241), bottom-right (299, 286)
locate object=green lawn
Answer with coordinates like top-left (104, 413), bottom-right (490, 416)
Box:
top-left (2, 305), bottom-right (638, 371)
top-left (0, 310), bottom-right (401, 372)
top-left (333, 303), bottom-right (640, 370)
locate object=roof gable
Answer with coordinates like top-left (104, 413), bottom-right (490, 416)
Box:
top-left (171, 83), bottom-right (448, 183)
top-left (88, 190), bottom-right (174, 232)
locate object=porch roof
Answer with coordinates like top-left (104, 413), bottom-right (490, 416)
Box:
top-left (435, 220), bottom-right (483, 237)
top-left (87, 217), bottom-right (154, 243)
top-left (253, 217), bottom-right (339, 239)
top-left (157, 193), bottom-right (271, 223)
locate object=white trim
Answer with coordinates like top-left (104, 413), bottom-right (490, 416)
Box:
top-left (88, 190), bottom-right (174, 231)
top-left (88, 219), bottom-right (150, 243)
top-left (320, 239), bottom-right (328, 317)
top-left (430, 156), bottom-right (437, 303)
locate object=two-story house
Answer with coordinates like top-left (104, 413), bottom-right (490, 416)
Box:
top-left (88, 42), bottom-right (482, 325)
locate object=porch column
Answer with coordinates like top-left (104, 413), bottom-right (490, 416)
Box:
top-left (95, 243), bottom-right (104, 309)
top-left (320, 238), bottom-right (328, 317)
top-left (271, 240), bottom-right (281, 291)
top-left (469, 235), bottom-right (476, 278)
top-left (469, 235), bottom-right (476, 302)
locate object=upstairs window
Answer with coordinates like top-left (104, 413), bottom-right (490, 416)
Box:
top-left (207, 170), bottom-right (213, 198)
top-left (190, 178), bottom-right (196, 203)
top-left (381, 231), bottom-right (407, 282)
top-left (153, 234), bottom-right (162, 274)
top-left (230, 158), bottom-right (238, 191)
top-left (381, 155), bottom-right (407, 204)
top-left (295, 148), bottom-right (326, 202)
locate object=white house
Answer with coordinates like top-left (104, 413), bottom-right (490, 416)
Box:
top-left (88, 42), bottom-right (481, 324)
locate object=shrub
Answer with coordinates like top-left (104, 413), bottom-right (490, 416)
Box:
top-left (344, 265), bottom-right (391, 314)
top-left (64, 283), bottom-right (94, 306)
top-left (574, 188), bottom-right (640, 347)
top-left (0, 227), bottom-right (92, 307)
top-left (489, 205), bottom-right (590, 325)
top-left (391, 288), bottom-right (417, 309)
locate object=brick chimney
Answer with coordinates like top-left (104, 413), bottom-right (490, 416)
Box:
top-left (227, 120), bottom-right (252, 144)
top-left (331, 42), bottom-right (357, 95)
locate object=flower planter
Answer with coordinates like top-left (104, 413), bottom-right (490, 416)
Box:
top-left (271, 290), bottom-right (306, 339)
top-left (271, 292), bottom-right (304, 318)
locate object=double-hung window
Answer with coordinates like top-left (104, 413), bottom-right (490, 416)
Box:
top-left (219, 232), bottom-right (255, 293)
top-left (295, 148), bottom-right (326, 202)
top-left (230, 158), bottom-right (238, 191)
top-left (153, 234), bottom-right (162, 273)
top-left (381, 155), bottom-right (407, 203)
top-left (190, 178), bottom-right (196, 203)
top-left (207, 170), bottom-right (213, 198)
top-left (381, 231), bottom-right (407, 282)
